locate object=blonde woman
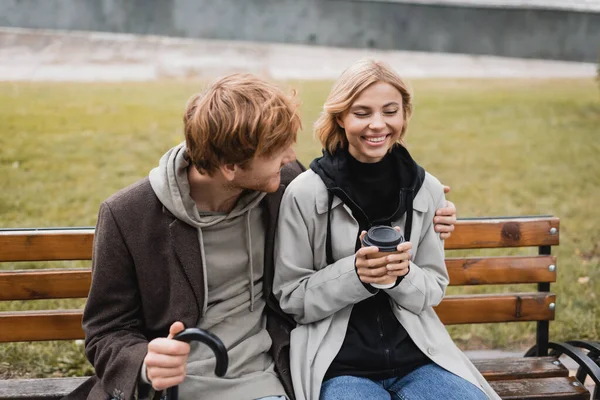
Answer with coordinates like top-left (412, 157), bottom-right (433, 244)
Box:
top-left (273, 60), bottom-right (500, 400)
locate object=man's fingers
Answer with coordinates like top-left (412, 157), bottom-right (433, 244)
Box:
top-left (443, 185), bottom-right (451, 194)
top-left (436, 200), bottom-right (457, 217)
top-left (434, 223), bottom-right (456, 233)
top-left (440, 232), bottom-right (452, 240)
top-left (145, 352), bottom-right (188, 368)
top-left (434, 214), bottom-right (456, 224)
top-left (168, 321), bottom-right (186, 339)
top-left (147, 365), bottom-right (186, 380)
top-left (151, 374), bottom-right (186, 391)
top-left (148, 338), bottom-right (190, 356)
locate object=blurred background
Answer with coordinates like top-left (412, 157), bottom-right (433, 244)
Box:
top-left (0, 0), bottom-right (599, 381)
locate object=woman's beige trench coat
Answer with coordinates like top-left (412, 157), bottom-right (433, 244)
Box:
top-left (274, 169), bottom-right (500, 400)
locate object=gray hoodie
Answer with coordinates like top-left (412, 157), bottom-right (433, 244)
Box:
top-left (148, 143), bottom-right (286, 400)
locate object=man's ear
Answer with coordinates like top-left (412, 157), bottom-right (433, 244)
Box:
top-left (219, 163), bottom-right (237, 182)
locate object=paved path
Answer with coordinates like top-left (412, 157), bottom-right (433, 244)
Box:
top-left (0, 27), bottom-right (596, 82)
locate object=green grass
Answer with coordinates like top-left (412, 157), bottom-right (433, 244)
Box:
top-left (1, 78), bottom-right (599, 378)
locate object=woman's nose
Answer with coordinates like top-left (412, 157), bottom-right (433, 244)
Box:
top-left (369, 113), bottom-right (386, 130)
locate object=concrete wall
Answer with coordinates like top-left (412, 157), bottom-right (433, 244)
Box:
top-left (0, 0), bottom-right (598, 62)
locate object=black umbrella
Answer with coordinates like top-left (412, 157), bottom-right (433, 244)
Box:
top-left (166, 328), bottom-right (229, 400)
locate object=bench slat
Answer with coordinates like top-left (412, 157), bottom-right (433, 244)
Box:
top-left (0, 377), bottom-right (88, 400)
top-left (473, 356), bottom-right (568, 381)
top-left (0, 292), bottom-right (555, 342)
top-left (0, 310), bottom-right (83, 342)
top-left (0, 255), bottom-right (555, 301)
top-left (0, 229), bottom-right (94, 262)
top-left (435, 292), bottom-right (555, 325)
top-left (0, 269), bottom-right (91, 301)
top-left (446, 217), bottom-right (559, 249)
top-left (0, 217), bottom-right (559, 264)
top-left (489, 376), bottom-right (590, 399)
top-left (446, 256), bottom-right (556, 286)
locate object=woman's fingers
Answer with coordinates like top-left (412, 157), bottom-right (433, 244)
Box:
top-left (386, 261), bottom-right (410, 277)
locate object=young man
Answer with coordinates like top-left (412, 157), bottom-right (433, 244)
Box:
top-left (68, 74), bottom-right (456, 400)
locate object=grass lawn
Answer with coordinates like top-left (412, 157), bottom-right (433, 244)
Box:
top-left (1, 78), bottom-right (599, 378)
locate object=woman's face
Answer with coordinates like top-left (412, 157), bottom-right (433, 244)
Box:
top-left (337, 81), bottom-right (404, 163)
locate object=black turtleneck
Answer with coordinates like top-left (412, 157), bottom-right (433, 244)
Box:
top-left (344, 153), bottom-right (400, 224)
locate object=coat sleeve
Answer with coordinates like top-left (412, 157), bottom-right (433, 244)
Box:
top-left (384, 191), bottom-right (449, 315)
top-left (83, 202), bottom-right (151, 399)
top-left (273, 189), bottom-right (374, 325)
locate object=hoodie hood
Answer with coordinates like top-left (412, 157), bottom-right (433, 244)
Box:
top-left (149, 142), bottom-right (266, 312)
top-left (310, 144), bottom-right (425, 260)
top-left (148, 142), bottom-right (265, 228)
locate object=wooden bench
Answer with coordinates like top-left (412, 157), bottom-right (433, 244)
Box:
top-left (0, 216), bottom-right (598, 400)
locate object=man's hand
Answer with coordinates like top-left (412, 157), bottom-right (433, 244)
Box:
top-left (434, 186), bottom-right (457, 240)
top-left (144, 321), bottom-right (190, 391)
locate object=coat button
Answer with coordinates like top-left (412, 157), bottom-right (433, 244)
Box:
top-left (427, 347), bottom-right (436, 356)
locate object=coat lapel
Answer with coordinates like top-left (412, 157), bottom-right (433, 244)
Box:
top-left (170, 218), bottom-right (205, 321)
top-left (262, 185), bottom-right (285, 299)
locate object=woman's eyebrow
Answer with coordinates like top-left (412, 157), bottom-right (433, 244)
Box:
top-left (350, 104), bottom-right (370, 110)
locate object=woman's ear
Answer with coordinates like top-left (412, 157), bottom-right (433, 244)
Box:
top-left (336, 114), bottom-right (345, 129)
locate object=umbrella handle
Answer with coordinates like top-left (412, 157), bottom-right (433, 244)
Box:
top-left (166, 327), bottom-right (229, 400)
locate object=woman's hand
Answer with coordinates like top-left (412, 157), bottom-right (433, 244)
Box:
top-left (355, 230), bottom-right (413, 284)
top-left (384, 242), bottom-right (412, 277)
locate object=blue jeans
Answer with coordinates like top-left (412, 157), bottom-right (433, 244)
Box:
top-left (320, 363), bottom-right (487, 400)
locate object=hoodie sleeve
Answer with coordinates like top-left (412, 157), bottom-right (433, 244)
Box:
top-left (384, 188), bottom-right (449, 315)
top-left (273, 187), bottom-right (374, 325)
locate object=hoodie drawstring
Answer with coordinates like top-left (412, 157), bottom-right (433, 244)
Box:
top-left (197, 229), bottom-right (209, 316)
top-left (246, 210), bottom-right (255, 312)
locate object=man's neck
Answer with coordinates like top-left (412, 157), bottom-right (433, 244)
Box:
top-left (187, 166), bottom-right (243, 213)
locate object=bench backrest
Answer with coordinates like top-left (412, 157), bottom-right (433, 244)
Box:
top-left (0, 216), bottom-right (559, 354)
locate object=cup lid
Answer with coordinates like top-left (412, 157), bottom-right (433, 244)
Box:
top-left (362, 225), bottom-right (404, 251)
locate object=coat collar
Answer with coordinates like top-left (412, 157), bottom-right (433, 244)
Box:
top-left (314, 172), bottom-right (429, 215)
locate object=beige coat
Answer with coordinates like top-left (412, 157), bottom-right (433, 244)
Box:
top-left (273, 169), bottom-right (500, 400)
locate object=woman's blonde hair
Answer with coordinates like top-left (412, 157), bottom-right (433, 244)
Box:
top-left (184, 73), bottom-right (301, 175)
top-left (314, 59), bottom-right (413, 153)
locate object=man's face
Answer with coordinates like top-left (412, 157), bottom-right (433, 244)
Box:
top-left (231, 145), bottom-right (297, 193)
